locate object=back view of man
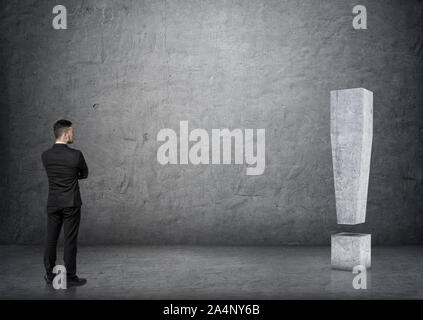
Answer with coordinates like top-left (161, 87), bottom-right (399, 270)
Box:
top-left (41, 119), bottom-right (88, 286)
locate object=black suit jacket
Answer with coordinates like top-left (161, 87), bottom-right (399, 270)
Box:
top-left (41, 143), bottom-right (89, 207)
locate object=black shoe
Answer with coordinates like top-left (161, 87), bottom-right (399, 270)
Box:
top-left (67, 275), bottom-right (87, 287)
top-left (44, 274), bottom-right (54, 285)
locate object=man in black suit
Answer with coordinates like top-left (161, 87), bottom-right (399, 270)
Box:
top-left (41, 119), bottom-right (88, 287)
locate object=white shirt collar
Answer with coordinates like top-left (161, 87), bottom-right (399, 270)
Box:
top-left (55, 142), bottom-right (67, 144)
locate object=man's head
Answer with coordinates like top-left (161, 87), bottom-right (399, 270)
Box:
top-left (53, 119), bottom-right (74, 144)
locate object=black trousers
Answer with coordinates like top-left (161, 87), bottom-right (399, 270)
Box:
top-left (44, 206), bottom-right (81, 278)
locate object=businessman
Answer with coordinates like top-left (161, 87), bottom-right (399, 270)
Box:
top-left (41, 119), bottom-right (88, 287)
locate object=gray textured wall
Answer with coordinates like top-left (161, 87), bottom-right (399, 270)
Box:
top-left (1, 0), bottom-right (422, 245)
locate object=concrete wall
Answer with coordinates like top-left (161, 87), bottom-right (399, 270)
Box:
top-left (0, 0), bottom-right (422, 245)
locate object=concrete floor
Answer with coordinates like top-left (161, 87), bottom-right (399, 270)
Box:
top-left (0, 245), bottom-right (422, 299)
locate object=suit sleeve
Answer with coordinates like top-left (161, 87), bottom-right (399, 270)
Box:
top-left (77, 151), bottom-right (89, 179)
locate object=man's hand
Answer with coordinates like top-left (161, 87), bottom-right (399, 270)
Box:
top-left (77, 169), bottom-right (88, 180)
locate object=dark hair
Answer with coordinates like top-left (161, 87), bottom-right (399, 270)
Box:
top-left (53, 119), bottom-right (72, 139)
